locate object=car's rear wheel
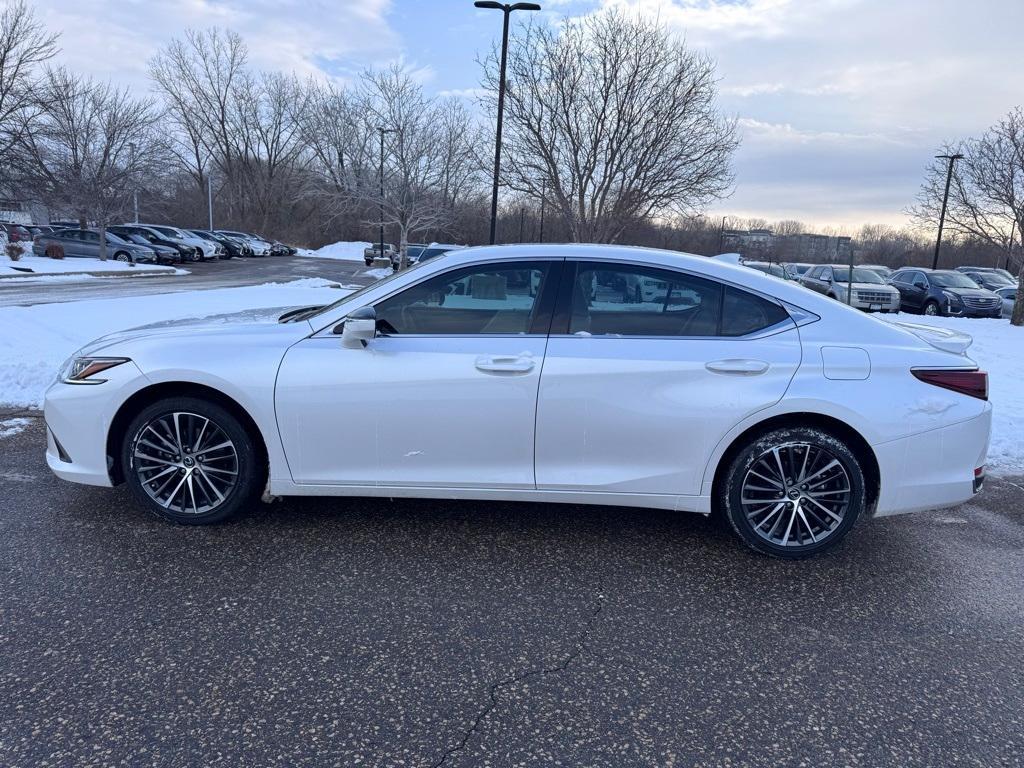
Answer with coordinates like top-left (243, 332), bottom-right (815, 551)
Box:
top-left (121, 397), bottom-right (264, 524)
top-left (721, 426), bottom-right (866, 558)
top-left (924, 300), bottom-right (941, 316)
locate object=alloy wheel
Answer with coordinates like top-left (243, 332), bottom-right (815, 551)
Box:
top-left (131, 411), bottom-right (239, 515)
top-left (739, 442), bottom-right (852, 548)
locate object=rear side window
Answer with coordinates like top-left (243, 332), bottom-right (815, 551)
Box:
top-left (569, 263), bottom-right (722, 337)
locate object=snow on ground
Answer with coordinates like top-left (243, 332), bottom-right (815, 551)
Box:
top-left (0, 417), bottom-right (32, 438)
top-left (1, 256), bottom-right (184, 278)
top-left (0, 278), bottom-right (351, 409)
top-left (882, 313), bottom-right (1023, 473)
top-left (298, 241), bottom-right (371, 261)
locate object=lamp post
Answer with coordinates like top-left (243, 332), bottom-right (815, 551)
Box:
top-left (475, 1), bottom-right (541, 245)
top-left (932, 153), bottom-right (964, 270)
top-left (207, 172), bottom-right (214, 231)
top-left (378, 126), bottom-right (396, 268)
top-left (538, 177), bottom-right (546, 243)
top-left (128, 142), bottom-right (138, 223)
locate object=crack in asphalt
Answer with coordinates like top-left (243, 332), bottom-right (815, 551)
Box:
top-left (429, 584), bottom-right (606, 768)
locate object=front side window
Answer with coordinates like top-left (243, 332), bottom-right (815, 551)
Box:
top-left (375, 262), bottom-right (552, 335)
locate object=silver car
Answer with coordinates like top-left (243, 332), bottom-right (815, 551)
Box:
top-left (799, 265), bottom-right (901, 312)
top-left (996, 286), bottom-right (1016, 318)
top-left (32, 228), bottom-right (157, 263)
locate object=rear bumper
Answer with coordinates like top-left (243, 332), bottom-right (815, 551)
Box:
top-left (872, 407), bottom-right (992, 517)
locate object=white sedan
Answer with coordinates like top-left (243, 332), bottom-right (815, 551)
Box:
top-left (44, 245), bottom-right (991, 558)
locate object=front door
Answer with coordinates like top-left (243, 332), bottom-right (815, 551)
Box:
top-left (535, 261), bottom-right (802, 498)
top-left (276, 259), bottom-right (561, 488)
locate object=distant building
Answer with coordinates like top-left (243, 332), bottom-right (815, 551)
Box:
top-left (721, 228), bottom-right (852, 263)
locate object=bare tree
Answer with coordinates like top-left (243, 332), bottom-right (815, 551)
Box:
top-left (911, 107), bottom-right (1024, 325)
top-left (0, 0), bottom-right (58, 168)
top-left (481, 8), bottom-right (737, 243)
top-left (14, 68), bottom-right (161, 259)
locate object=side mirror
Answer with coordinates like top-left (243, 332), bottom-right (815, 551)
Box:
top-left (336, 306), bottom-right (377, 348)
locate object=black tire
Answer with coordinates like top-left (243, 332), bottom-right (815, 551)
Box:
top-left (121, 396), bottom-right (264, 525)
top-left (720, 426), bottom-right (866, 559)
top-left (923, 300), bottom-right (941, 316)
top-left (113, 251), bottom-right (131, 263)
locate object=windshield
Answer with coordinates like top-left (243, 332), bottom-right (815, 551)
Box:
top-left (931, 272), bottom-right (980, 288)
top-left (832, 267), bottom-right (884, 284)
top-left (305, 262), bottom-right (426, 321)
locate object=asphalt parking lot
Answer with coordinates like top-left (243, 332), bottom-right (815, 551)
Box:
top-left (2, 417), bottom-right (1023, 767)
top-left (0, 254), bottom-right (372, 308)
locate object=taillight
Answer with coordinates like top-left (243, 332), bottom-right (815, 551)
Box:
top-left (912, 369), bottom-right (988, 400)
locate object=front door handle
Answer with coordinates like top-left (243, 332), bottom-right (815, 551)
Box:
top-left (475, 355), bottom-right (535, 374)
top-left (706, 359), bottom-right (770, 376)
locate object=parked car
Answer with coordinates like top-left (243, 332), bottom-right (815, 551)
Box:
top-left (32, 228), bottom-right (157, 263)
top-left (363, 242), bottom-right (397, 266)
top-left (889, 268), bottom-right (1002, 317)
top-left (405, 243), bottom-right (428, 263)
top-left (134, 224), bottom-right (221, 261)
top-left (105, 228), bottom-right (180, 265)
top-left (269, 240), bottom-right (295, 257)
top-left (782, 262), bottom-right (813, 280)
top-left (799, 264), bottom-right (901, 312)
top-left (996, 286), bottom-right (1016, 318)
top-left (413, 243), bottom-right (466, 264)
top-left (186, 230), bottom-right (241, 259)
top-left (45, 244), bottom-right (992, 559)
top-left (0, 223), bottom-right (32, 243)
top-left (859, 264), bottom-right (893, 280)
top-left (215, 230), bottom-right (272, 257)
top-left (109, 225), bottom-right (193, 264)
top-left (961, 270), bottom-right (1014, 291)
top-left (955, 265), bottom-right (1015, 281)
top-left (743, 261), bottom-right (788, 279)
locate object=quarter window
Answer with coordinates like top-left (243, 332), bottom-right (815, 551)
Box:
top-left (375, 262), bottom-right (551, 335)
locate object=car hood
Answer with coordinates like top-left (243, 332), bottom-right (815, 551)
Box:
top-left (74, 307), bottom-right (313, 357)
top-left (944, 287), bottom-right (999, 298)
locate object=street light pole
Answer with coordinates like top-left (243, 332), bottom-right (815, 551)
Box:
top-left (128, 142), bottom-right (138, 223)
top-left (378, 126), bottom-right (395, 268)
top-left (932, 153), bottom-right (963, 270)
top-left (475, 1), bottom-right (541, 245)
top-left (207, 172), bottom-right (214, 231)
top-left (538, 177), bottom-right (546, 243)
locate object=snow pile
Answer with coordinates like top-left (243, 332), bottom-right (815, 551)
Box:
top-left (299, 241), bottom-right (371, 261)
top-left (886, 313), bottom-right (1023, 473)
top-left (0, 278), bottom-right (351, 408)
top-left (1, 255), bottom-right (183, 278)
top-left (0, 417), bottom-right (32, 438)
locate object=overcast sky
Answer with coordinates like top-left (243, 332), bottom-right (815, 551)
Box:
top-left (38, 0), bottom-right (1024, 230)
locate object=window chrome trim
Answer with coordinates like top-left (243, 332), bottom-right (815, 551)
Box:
top-left (547, 317), bottom-right (797, 342)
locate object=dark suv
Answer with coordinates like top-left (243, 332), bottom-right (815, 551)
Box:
top-left (889, 268), bottom-right (1002, 317)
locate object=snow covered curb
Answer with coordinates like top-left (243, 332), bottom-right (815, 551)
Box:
top-left (1, 256), bottom-right (185, 280)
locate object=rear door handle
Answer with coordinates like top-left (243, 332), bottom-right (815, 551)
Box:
top-left (706, 359), bottom-right (770, 376)
top-left (475, 355), bottom-right (535, 374)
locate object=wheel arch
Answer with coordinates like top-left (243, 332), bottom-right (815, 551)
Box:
top-left (106, 381), bottom-right (268, 485)
top-left (710, 412), bottom-right (880, 517)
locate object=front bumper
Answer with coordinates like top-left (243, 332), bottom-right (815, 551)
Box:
top-left (847, 293), bottom-right (901, 312)
top-left (44, 361), bottom-right (147, 487)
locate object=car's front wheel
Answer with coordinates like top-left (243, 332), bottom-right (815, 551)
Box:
top-left (923, 300), bottom-right (941, 316)
top-left (121, 397), bottom-right (264, 524)
top-left (721, 426), bottom-right (866, 558)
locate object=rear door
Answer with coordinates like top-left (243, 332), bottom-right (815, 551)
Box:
top-left (535, 260), bottom-right (801, 498)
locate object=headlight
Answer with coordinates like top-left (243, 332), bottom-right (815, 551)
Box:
top-left (61, 356), bottom-right (130, 384)
top-left (942, 290), bottom-right (963, 304)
